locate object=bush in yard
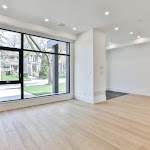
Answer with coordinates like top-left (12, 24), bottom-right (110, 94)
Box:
top-left (6, 71), bottom-right (10, 75)
top-left (10, 70), bottom-right (13, 75)
top-left (24, 72), bottom-right (28, 77)
top-left (39, 71), bottom-right (48, 79)
top-left (39, 55), bottom-right (48, 79)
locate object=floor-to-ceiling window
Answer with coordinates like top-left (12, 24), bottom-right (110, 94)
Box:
top-left (0, 29), bottom-right (70, 102)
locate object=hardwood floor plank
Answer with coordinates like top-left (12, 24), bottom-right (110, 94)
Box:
top-left (0, 94), bottom-right (150, 149)
top-left (13, 121), bottom-right (39, 150)
top-left (54, 103), bottom-right (149, 149)
top-left (5, 131), bottom-right (26, 150)
top-left (0, 120), bottom-right (9, 150)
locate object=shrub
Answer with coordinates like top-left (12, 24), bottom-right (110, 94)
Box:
top-left (24, 72), bottom-right (28, 77)
top-left (10, 70), bottom-right (13, 75)
top-left (39, 71), bottom-right (48, 79)
top-left (39, 54), bottom-right (48, 79)
top-left (6, 71), bottom-right (10, 75)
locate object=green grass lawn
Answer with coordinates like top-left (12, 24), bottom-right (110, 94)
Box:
top-left (2, 74), bottom-right (65, 81)
top-left (36, 74), bottom-right (65, 79)
top-left (2, 76), bottom-right (31, 81)
top-left (59, 73), bottom-right (66, 79)
top-left (24, 83), bottom-right (66, 96)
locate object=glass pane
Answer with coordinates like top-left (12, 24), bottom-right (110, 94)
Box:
top-left (0, 29), bottom-right (21, 48)
top-left (0, 50), bottom-right (19, 81)
top-left (58, 55), bottom-right (69, 93)
top-left (24, 34), bottom-right (69, 54)
top-left (48, 40), bottom-right (69, 54)
top-left (24, 34), bottom-right (51, 52)
top-left (23, 51), bottom-right (53, 98)
top-left (0, 84), bottom-right (21, 102)
top-left (58, 41), bottom-right (69, 54)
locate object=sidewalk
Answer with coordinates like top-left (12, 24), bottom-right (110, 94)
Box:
top-left (0, 78), bottom-right (66, 102)
top-left (0, 88), bottom-right (35, 102)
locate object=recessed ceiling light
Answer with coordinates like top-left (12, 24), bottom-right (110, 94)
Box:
top-left (58, 23), bottom-right (65, 27)
top-left (130, 32), bottom-right (133, 35)
top-left (137, 36), bottom-right (141, 39)
top-left (137, 20), bottom-right (143, 24)
top-left (115, 27), bottom-right (119, 31)
top-left (45, 19), bottom-right (49, 22)
top-left (2, 5), bottom-right (7, 9)
top-left (105, 11), bottom-right (110, 16)
top-left (73, 28), bottom-right (76, 31)
top-left (109, 43), bottom-right (112, 45)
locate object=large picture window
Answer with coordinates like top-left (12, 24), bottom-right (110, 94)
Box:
top-left (0, 29), bottom-right (70, 102)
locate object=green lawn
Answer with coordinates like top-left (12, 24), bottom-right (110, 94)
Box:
top-left (59, 73), bottom-right (66, 79)
top-left (36, 74), bottom-right (65, 79)
top-left (2, 76), bottom-right (31, 81)
top-left (24, 83), bottom-right (66, 96)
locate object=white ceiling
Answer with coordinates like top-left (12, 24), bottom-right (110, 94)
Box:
top-left (0, 0), bottom-right (150, 44)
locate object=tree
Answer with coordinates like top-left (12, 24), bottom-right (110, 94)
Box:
top-left (24, 35), bottom-right (53, 85)
top-left (0, 30), bottom-right (53, 84)
top-left (0, 30), bottom-right (66, 85)
top-left (39, 54), bottom-right (48, 79)
top-left (0, 30), bottom-right (21, 48)
top-left (0, 30), bottom-right (20, 80)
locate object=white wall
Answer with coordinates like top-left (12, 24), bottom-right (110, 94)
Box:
top-left (74, 29), bottom-right (106, 103)
top-left (74, 30), bottom-right (94, 103)
top-left (107, 42), bottom-right (150, 96)
top-left (93, 29), bottom-right (106, 102)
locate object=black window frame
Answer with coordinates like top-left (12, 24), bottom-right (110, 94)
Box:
top-left (0, 28), bottom-right (70, 102)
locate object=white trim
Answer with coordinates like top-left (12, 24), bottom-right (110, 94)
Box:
top-left (0, 94), bottom-right (73, 112)
top-left (93, 95), bottom-right (106, 103)
top-left (107, 87), bottom-right (150, 96)
top-left (74, 95), bottom-right (106, 104)
top-left (106, 37), bottom-right (150, 50)
top-left (74, 95), bottom-right (93, 104)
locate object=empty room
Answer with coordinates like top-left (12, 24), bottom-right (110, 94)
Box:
top-left (0, 0), bottom-right (150, 150)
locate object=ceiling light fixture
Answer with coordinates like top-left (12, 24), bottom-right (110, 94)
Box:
top-left (130, 32), bottom-right (133, 35)
top-left (115, 27), bottom-right (119, 31)
top-left (137, 36), bottom-right (141, 39)
top-left (2, 5), bottom-right (7, 9)
top-left (109, 43), bottom-right (112, 45)
top-left (73, 28), bottom-right (76, 31)
top-left (58, 23), bottom-right (65, 27)
top-left (137, 20), bottom-right (143, 24)
top-left (45, 18), bottom-right (49, 22)
top-left (105, 11), bottom-right (110, 16)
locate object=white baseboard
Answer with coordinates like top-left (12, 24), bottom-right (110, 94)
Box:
top-left (107, 87), bottom-right (150, 96)
top-left (74, 95), bottom-right (93, 104)
top-left (93, 95), bottom-right (106, 103)
top-left (0, 94), bottom-right (73, 112)
top-left (74, 94), bottom-right (106, 104)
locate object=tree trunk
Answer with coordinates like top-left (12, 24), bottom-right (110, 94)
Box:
top-left (48, 63), bottom-right (52, 85)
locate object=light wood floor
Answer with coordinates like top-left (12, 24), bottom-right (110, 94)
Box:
top-left (1, 94), bottom-right (150, 150)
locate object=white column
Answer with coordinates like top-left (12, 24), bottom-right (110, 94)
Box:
top-left (93, 29), bottom-right (106, 103)
top-left (0, 51), bottom-right (1, 80)
top-left (74, 29), bottom-right (106, 104)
